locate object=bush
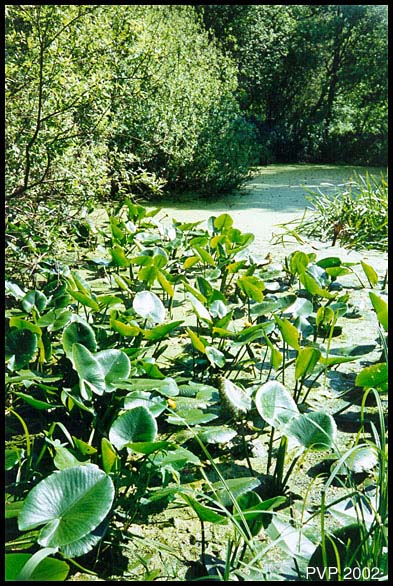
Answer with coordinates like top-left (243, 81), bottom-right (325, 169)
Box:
top-left (6, 5), bottom-right (257, 207)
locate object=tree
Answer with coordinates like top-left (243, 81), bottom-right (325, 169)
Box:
top-left (198, 4), bottom-right (388, 165)
top-left (6, 4), bottom-right (258, 207)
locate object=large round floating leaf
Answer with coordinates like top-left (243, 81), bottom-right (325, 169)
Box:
top-left (254, 381), bottom-right (298, 429)
top-left (18, 464), bottom-right (115, 549)
top-left (22, 290), bottom-right (48, 314)
top-left (95, 349), bottom-right (131, 392)
top-left (109, 406), bottom-right (157, 450)
top-left (72, 343), bottom-right (105, 399)
top-left (133, 291), bottom-right (165, 324)
top-left (5, 328), bottom-right (37, 371)
top-left (62, 320), bottom-right (97, 360)
top-left (60, 519), bottom-right (108, 558)
top-left (285, 412), bottom-right (336, 451)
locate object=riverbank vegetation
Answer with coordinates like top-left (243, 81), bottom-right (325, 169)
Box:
top-left (5, 4), bottom-right (388, 581)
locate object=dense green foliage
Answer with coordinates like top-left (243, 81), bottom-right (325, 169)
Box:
top-left (6, 4), bottom-right (258, 206)
top-left (5, 5), bottom-right (388, 580)
top-left (5, 204), bottom-right (388, 580)
top-left (199, 5), bottom-right (388, 165)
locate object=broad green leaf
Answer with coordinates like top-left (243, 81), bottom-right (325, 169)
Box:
top-left (334, 446), bottom-right (378, 475)
top-left (72, 437), bottom-right (97, 456)
top-left (72, 343), bottom-right (105, 399)
top-left (255, 380), bottom-right (298, 429)
top-left (15, 392), bottom-right (60, 411)
top-left (5, 447), bottom-right (24, 471)
top-left (5, 280), bottom-right (25, 299)
top-left (308, 524), bottom-right (364, 570)
top-left (157, 270), bottom-right (174, 297)
top-left (237, 275), bottom-right (265, 302)
top-left (117, 377), bottom-right (179, 397)
top-left (361, 260), bottom-right (379, 288)
top-left (299, 272), bottom-right (334, 299)
top-left (138, 264), bottom-right (158, 286)
top-left (328, 490), bottom-right (376, 529)
top-left (285, 412), bottom-right (336, 450)
top-left (211, 477), bottom-right (261, 508)
top-left (181, 495), bottom-right (226, 524)
top-left (227, 260), bottom-right (247, 273)
top-left (96, 294), bottom-right (124, 308)
top-left (95, 349), bottom-right (131, 392)
top-left (233, 492), bottom-right (285, 538)
top-left (109, 406), bottom-right (157, 450)
top-left (214, 213), bottom-right (233, 231)
top-left (234, 494), bottom-right (286, 537)
top-left (274, 316), bottom-right (300, 351)
top-left (286, 297), bottom-right (313, 318)
top-left (325, 266), bottom-right (352, 278)
top-left (112, 273), bottom-right (130, 291)
top-left (295, 347), bottom-right (321, 380)
top-left (126, 441), bottom-right (173, 455)
top-left (22, 290), bottom-right (48, 314)
top-left (5, 552), bottom-right (69, 581)
top-left (109, 216), bottom-right (126, 242)
top-left (110, 244), bottom-right (130, 267)
top-left (68, 290), bottom-right (99, 311)
top-left (101, 438), bottom-right (119, 475)
top-left (55, 519), bottom-right (108, 558)
top-left (110, 318), bottom-right (141, 337)
top-left (289, 250), bottom-right (309, 275)
top-left (187, 293), bottom-right (211, 322)
top-left (182, 281), bottom-right (207, 303)
top-left (18, 464), bottom-right (114, 548)
top-left (206, 346), bottom-right (226, 368)
top-left (166, 408), bottom-right (218, 426)
top-left (187, 327), bottom-right (207, 353)
top-left (54, 446), bottom-right (84, 470)
top-left (150, 447), bottom-right (201, 472)
top-left (316, 257), bottom-right (342, 269)
top-left (369, 291), bottom-right (388, 331)
top-left (197, 426), bottom-right (237, 444)
top-left (133, 291), bottom-right (165, 324)
top-left (70, 272), bottom-right (91, 295)
top-left (37, 309), bottom-right (72, 332)
top-left (184, 255), bottom-right (201, 269)
top-left (355, 362), bottom-right (388, 390)
top-left (5, 329), bottom-right (37, 371)
top-left (62, 321), bottom-right (97, 359)
top-left (9, 317), bottom-right (42, 335)
top-left (270, 346), bottom-right (283, 370)
top-left (209, 300), bottom-right (229, 319)
top-left (143, 320), bottom-right (183, 342)
top-left (235, 322), bottom-right (275, 346)
top-left (194, 245), bottom-right (215, 266)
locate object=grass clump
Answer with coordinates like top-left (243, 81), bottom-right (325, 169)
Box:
top-left (297, 173), bottom-right (388, 251)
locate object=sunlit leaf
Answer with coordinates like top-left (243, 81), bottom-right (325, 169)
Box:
top-left (255, 380), bottom-right (298, 429)
top-left (18, 465), bottom-right (114, 549)
top-left (109, 406), bottom-right (157, 450)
